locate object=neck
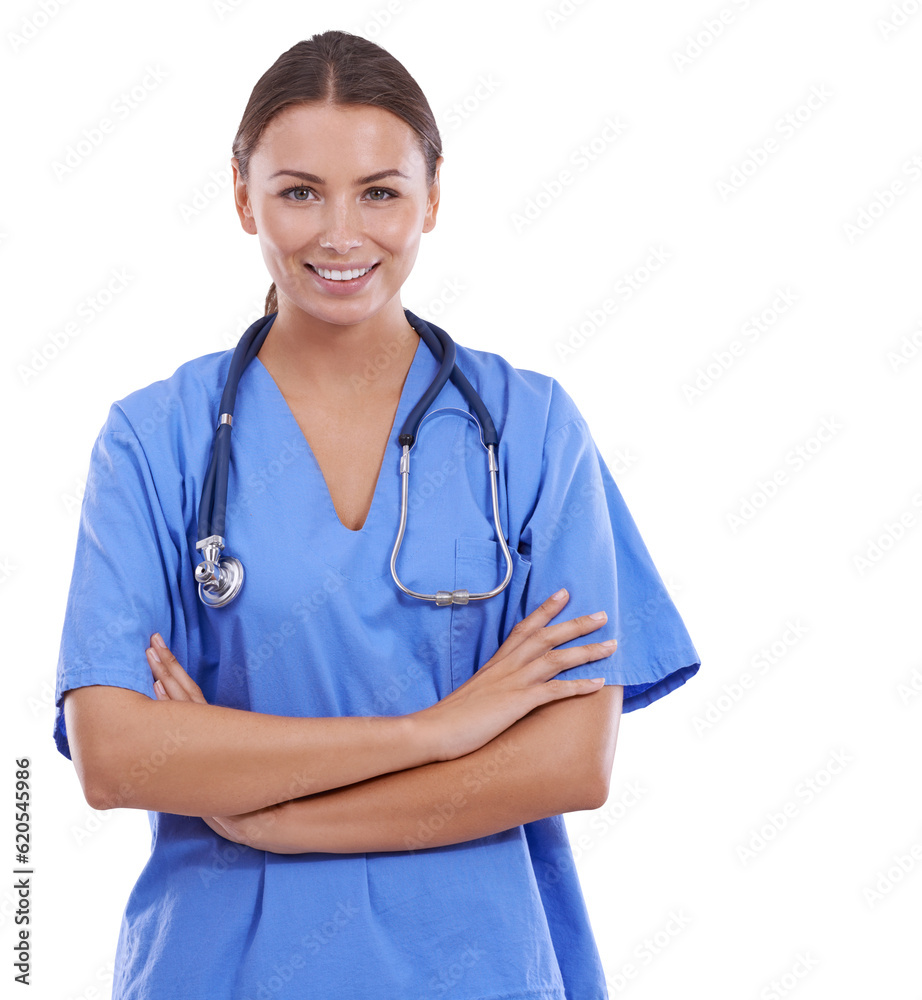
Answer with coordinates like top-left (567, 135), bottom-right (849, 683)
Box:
top-left (257, 297), bottom-right (419, 396)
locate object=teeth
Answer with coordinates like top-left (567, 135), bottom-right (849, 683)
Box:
top-left (311, 264), bottom-right (374, 281)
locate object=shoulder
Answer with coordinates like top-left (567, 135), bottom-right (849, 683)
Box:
top-left (101, 348), bottom-right (231, 442)
top-left (87, 349), bottom-right (234, 486)
top-left (451, 340), bottom-right (586, 441)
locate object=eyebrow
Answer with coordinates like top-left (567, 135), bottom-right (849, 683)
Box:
top-left (268, 168), bottom-right (410, 185)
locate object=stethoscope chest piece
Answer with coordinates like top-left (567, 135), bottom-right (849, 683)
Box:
top-left (195, 534), bottom-right (244, 608)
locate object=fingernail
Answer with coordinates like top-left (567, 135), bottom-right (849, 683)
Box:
top-left (146, 646), bottom-right (162, 665)
top-left (601, 639), bottom-right (618, 648)
top-left (589, 611), bottom-right (607, 620)
top-left (155, 679), bottom-right (166, 696)
top-left (153, 633), bottom-right (166, 648)
top-left (552, 588), bottom-right (567, 600)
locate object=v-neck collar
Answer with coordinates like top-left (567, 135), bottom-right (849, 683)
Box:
top-left (246, 331), bottom-right (435, 535)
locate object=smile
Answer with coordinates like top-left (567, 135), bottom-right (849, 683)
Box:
top-left (308, 263), bottom-right (378, 281)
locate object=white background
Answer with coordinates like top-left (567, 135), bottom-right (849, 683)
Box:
top-left (2, 0), bottom-right (921, 997)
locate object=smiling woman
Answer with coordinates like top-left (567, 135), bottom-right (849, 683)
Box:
top-left (53, 28), bottom-right (700, 1000)
top-left (236, 101), bottom-right (437, 331)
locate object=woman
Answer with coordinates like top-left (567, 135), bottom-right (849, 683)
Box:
top-left (54, 30), bottom-right (700, 1000)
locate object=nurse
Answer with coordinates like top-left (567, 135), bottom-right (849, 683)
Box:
top-left (55, 29), bottom-right (700, 1000)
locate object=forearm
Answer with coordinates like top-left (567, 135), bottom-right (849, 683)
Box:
top-left (64, 686), bottom-right (431, 817)
top-left (242, 698), bottom-right (603, 854)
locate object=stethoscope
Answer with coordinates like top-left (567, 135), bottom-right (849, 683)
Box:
top-left (194, 309), bottom-right (514, 609)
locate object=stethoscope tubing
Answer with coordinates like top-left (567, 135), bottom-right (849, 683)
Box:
top-left (398, 320), bottom-right (498, 448)
top-left (197, 313), bottom-right (276, 542)
top-left (195, 309), bottom-right (512, 607)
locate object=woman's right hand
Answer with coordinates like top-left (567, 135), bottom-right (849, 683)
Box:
top-left (411, 588), bottom-right (616, 762)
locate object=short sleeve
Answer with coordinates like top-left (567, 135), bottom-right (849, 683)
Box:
top-left (516, 393), bottom-right (700, 714)
top-left (53, 403), bottom-right (183, 759)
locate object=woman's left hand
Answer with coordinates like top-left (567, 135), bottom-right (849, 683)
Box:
top-left (145, 633), bottom-right (279, 849)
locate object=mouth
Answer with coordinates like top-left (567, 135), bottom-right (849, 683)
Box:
top-left (306, 262), bottom-right (380, 281)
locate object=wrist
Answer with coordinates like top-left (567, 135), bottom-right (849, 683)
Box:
top-left (401, 708), bottom-right (445, 765)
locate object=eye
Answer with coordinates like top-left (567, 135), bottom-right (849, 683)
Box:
top-left (280, 185), bottom-right (315, 202)
top-left (278, 185), bottom-right (397, 203)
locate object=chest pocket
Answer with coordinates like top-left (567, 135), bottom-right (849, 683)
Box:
top-left (449, 537), bottom-right (531, 690)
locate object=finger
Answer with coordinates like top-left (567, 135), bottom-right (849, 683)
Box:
top-left (203, 815), bottom-right (236, 841)
top-left (531, 638), bottom-right (617, 680)
top-left (150, 634), bottom-right (206, 702)
top-left (515, 610), bottom-right (611, 661)
top-left (153, 679), bottom-right (169, 701)
top-left (535, 676), bottom-right (608, 706)
top-left (208, 813), bottom-right (263, 849)
top-left (493, 589), bottom-right (571, 658)
top-left (146, 645), bottom-right (191, 702)
top-left (146, 635), bottom-right (207, 704)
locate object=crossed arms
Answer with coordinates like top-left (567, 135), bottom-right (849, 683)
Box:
top-left (64, 595), bottom-right (623, 854)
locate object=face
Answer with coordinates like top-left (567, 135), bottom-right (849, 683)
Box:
top-left (232, 102), bottom-right (441, 329)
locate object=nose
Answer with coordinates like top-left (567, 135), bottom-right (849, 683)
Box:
top-left (320, 236), bottom-right (361, 252)
top-left (318, 199), bottom-right (362, 253)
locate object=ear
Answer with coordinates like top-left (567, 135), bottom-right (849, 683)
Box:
top-left (422, 155), bottom-right (444, 234)
top-left (231, 158), bottom-right (257, 235)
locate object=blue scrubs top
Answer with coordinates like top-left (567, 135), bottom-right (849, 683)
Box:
top-left (54, 310), bottom-right (700, 1000)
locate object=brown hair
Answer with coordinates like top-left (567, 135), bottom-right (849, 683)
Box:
top-left (231, 30), bottom-right (443, 316)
